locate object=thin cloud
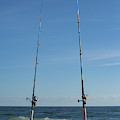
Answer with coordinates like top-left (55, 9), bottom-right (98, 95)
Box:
top-left (87, 95), bottom-right (120, 106)
top-left (86, 50), bottom-right (120, 61)
top-left (100, 62), bottom-right (120, 67)
top-left (87, 55), bottom-right (120, 61)
top-left (83, 15), bottom-right (120, 23)
top-left (37, 96), bottom-right (79, 106)
top-left (89, 62), bottom-right (120, 67)
top-left (109, 28), bottom-right (120, 31)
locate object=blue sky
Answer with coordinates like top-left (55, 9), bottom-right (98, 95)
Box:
top-left (0, 0), bottom-right (120, 106)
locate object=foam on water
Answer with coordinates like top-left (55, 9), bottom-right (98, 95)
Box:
top-left (8, 116), bottom-right (69, 120)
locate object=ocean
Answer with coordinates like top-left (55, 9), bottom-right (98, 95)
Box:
top-left (0, 106), bottom-right (120, 120)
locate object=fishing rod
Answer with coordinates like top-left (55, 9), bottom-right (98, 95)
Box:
top-left (32, 0), bottom-right (43, 108)
top-left (26, 0), bottom-right (43, 120)
top-left (77, 0), bottom-right (87, 120)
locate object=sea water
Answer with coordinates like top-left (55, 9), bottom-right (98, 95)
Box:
top-left (0, 106), bottom-right (120, 120)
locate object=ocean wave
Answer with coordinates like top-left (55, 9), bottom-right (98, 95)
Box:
top-left (2, 113), bottom-right (14, 116)
top-left (8, 116), bottom-right (69, 120)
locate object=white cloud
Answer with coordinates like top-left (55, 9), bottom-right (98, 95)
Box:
top-left (37, 96), bottom-right (79, 106)
top-left (1, 95), bottom-right (120, 106)
top-left (87, 95), bottom-right (120, 106)
top-left (86, 52), bottom-right (120, 61)
top-left (100, 62), bottom-right (120, 67)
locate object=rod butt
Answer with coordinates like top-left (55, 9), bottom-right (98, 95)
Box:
top-left (82, 108), bottom-right (87, 120)
top-left (30, 110), bottom-right (34, 120)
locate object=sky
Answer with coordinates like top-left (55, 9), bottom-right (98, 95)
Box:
top-left (0, 0), bottom-right (120, 106)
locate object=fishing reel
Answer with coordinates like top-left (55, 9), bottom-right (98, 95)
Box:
top-left (78, 94), bottom-right (87, 104)
top-left (32, 96), bottom-right (38, 106)
top-left (26, 96), bottom-right (38, 106)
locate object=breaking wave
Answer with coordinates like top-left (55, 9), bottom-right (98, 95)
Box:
top-left (8, 116), bottom-right (69, 120)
